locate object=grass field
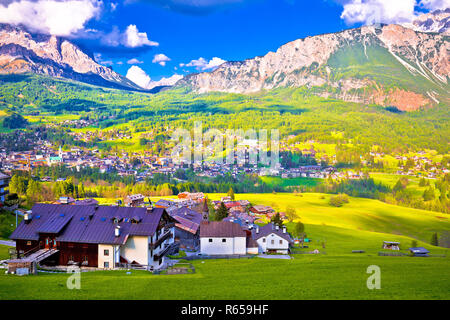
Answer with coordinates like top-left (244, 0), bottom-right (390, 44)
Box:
top-left (1, 192), bottom-right (449, 300)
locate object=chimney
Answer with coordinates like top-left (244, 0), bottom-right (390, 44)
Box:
top-left (115, 225), bottom-right (121, 237)
top-left (282, 226), bottom-right (286, 234)
top-left (275, 225), bottom-right (279, 231)
top-left (256, 227), bottom-right (259, 234)
top-left (24, 210), bottom-right (32, 223)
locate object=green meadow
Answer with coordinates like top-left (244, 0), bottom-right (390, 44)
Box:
top-left (1, 192), bottom-right (449, 299)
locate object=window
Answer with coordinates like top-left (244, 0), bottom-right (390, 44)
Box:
top-left (262, 238), bottom-right (266, 243)
top-left (104, 262), bottom-right (109, 268)
top-left (209, 238), bottom-right (213, 242)
top-left (104, 249), bottom-right (109, 256)
top-left (279, 240), bottom-right (283, 244)
top-left (68, 255), bottom-right (74, 262)
top-left (83, 256), bottom-right (88, 262)
top-left (26, 241), bottom-right (31, 246)
top-left (222, 239), bottom-right (226, 243)
top-left (271, 240), bottom-right (274, 245)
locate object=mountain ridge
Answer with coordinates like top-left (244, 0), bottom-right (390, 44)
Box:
top-left (178, 14), bottom-right (449, 111)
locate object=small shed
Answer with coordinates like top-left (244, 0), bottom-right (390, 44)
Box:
top-left (409, 247), bottom-right (430, 257)
top-left (382, 241), bottom-right (400, 250)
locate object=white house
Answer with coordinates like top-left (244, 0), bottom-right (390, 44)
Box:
top-left (200, 221), bottom-right (247, 255)
top-left (252, 223), bottom-right (293, 254)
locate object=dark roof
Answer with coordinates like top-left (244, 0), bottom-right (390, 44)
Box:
top-left (200, 221), bottom-right (246, 238)
top-left (409, 247), bottom-right (430, 254)
top-left (252, 223), bottom-right (293, 243)
top-left (171, 207), bottom-right (202, 235)
top-left (10, 204), bottom-right (167, 245)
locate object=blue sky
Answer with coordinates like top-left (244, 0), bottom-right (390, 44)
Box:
top-left (0, 0), bottom-right (448, 85)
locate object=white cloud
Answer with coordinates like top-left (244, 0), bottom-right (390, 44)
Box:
top-left (341, 0), bottom-right (417, 25)
top-left (127, 58), bottom-right (143, 64)
top-left (94, 52), bottom-right (113, 66)
top-left (182, 57), bottom-right (226, 71)
top-left (126, 65), bottom-right (183, 89)
top-left (152, 53), bottom-right (171, 66)
top-left (102, 24), bottom-right (159, 48)
top-left (340, 0), bottom-right (450, 25)
top-left (419, 0), bottom-right (450, 10)
top-left (126, 65), bottom-right (152, 88)
top-left (125, 24), bottom-right (159, 48)
top-left (0, 0), bottom-right (102, 36)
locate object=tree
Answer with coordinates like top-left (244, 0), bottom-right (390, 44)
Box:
top-left (285, 206), bottom-right (297, 222)
top-left (271, 213), bottom-right (283, 227)
top-left (26, 180), bottom-right (42, 203)
top-left (216, 202), bottom-right (228, 221)
top-left (423, 187), bottom-right (435, 201)
top-left (227, 187), bottom-right (235, 201)
top-left (431, 232), bottom-right (439, 246)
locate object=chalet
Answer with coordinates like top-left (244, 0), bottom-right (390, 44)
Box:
top-left (154, 199), bottom-right (176, 209)
top-left (124, 194), bottom-right (145, 207)
top-left (200, 221), bottom-right (247, 255)
top-left (382, 241), bottom-right (400, 250)
top-left (249, 205), bottom-right (275, 216)
top-left (409, 247), bottom-right (430, 257)
top-left (252, 223), bottom-right (293, 254)
top-left (9, 204), bottom-right (176, 271)
top-left (0, 172), bottom-right (10, 204)
top-left (171, 207), bottom-right (202, 250)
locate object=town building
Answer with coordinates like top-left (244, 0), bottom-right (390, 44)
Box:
top-left (171, 207), bottom-right (202, 250)
top-left (200, 221), bottom-right (248, 255)
top-left (9, 204), bottom-right (176, 271)
top-left (251, 223), bottom-right (293, 254)
top-left (124, 194), bottom-right (145, 207)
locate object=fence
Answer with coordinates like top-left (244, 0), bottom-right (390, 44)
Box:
top-left (183, 254), bottom-right (255, 260)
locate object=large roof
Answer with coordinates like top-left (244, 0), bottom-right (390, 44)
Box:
top-left (200, 221), bottom-right (246, 238)
top-left (10, 204), bottom-right (167, 245)
top-left (171, 207), bottom-right (202, 235)
top-left (252, 223), bottom-right (293, 243)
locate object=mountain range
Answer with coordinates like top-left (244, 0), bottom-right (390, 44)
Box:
top-left (0, 10), bottom-right (448, 111)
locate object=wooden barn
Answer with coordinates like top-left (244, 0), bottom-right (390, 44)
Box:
top-left (9, 203), bottom-right (176, 271)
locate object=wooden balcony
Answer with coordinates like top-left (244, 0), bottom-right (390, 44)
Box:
top-left (150, 230), bottom-right (173, 250)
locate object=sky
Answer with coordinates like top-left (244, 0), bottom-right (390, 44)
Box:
top-left (0, 0), bottom-right (449, 87)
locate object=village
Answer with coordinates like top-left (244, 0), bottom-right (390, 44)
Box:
top-left (1, 190), bottom-right (303, 275)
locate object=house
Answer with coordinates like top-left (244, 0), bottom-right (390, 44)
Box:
top-left (249, 205), bottom-right (275, 216)
top-left (124, 194), bottom-right (145, 207)
top-left (409, 247), bottom-right (430, 257)
top-left (199, 221), bottom-right (247, 255)
top-left (177, 192), bottom-right (204, 201)
top-left (252, 223), bottom-right (293, 254)
top-left (74, 198), bottom-right (99, 206)
top-left (0, 172), bottom-right (10, 204)
top-left (171, 207), bottom-right (202, 250)
top-left (154, 199), bottom-right (176, 209)
top-left (382, 241), bottom-right (400, 250)
top-left (9, 204), bottom-right (176, 271)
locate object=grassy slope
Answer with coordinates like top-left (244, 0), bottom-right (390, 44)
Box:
top-left (1, 192), bottom-right (449, 299)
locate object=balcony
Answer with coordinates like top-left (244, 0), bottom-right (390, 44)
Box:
top-left (153, 243), bottom-right (176, 261)
top-left (150, 229), bottom-right (173, 250)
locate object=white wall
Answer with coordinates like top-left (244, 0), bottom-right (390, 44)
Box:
top-left (256, 233), bottom-right (289, 253)
top-left (200, 237), bottom-right (246, 255)
top-left (98, 244), bottom-right (114, 269)
top-left (120, 236), bottom-right (149, 265)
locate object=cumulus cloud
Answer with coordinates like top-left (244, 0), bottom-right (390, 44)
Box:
top-left (340, 0), bottom-right (416, 25)
top-left (181, 57), bottom-right (226, 71)
top-left (152, 53), bottom-right (171, 66)
top-left (419, 0), bottom-right (450, 10)
top-left (126, 65), bottom-right (183, 89)
top-left (126, 65), bottom-right (152, 88)
top-left (340, 0), bottom-right (450, 25)
top-left (127, 58), bottom-right (144, 64)
top-left (0, 0), bottom-right (102, 36)
top-left (101, 24), bottom-right (159, 48)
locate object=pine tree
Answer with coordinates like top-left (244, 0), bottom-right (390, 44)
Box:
top-left (431, 232), bottom-right (439, 246)
top-left (216, 202), bottom-right (228, 221)
top-left (227, 187), bottom-right (235, 201)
